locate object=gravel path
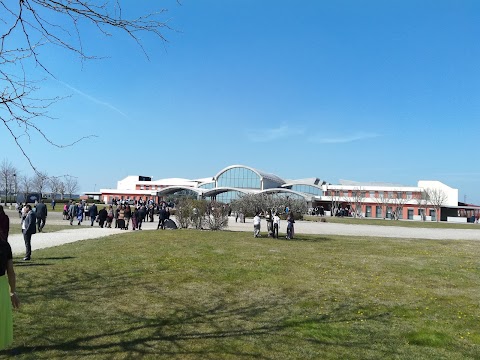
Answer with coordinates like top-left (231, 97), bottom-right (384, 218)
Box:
top-left (4, 208), bottom-right (480, 256)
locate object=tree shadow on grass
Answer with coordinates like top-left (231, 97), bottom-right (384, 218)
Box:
top-left (8, 289), bottom-right (400, 359)
top-left (280, 235), bottom-right (335, 243)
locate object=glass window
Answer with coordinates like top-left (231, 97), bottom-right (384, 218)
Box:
top-left (291, 184), bottom-right (322, 196)
top-left (217, 167), bottom-right (261, 189)
top-left (199, 182), bottom-right (215, 189)
top-left (376, 206), bottom-right (382, 218)
top-left (407, 209), bottom-right (414, 220)
top-left (365, 206), bottom-right (372, 218)
top-left (369, 191), bottom-right (375, 198)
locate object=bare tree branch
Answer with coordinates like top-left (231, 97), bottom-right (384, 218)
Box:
top-left (1, 1), bottom-right (173, 172)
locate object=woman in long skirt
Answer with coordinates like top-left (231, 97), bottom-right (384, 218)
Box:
top-left (0, 240), bottom-right (20, 350)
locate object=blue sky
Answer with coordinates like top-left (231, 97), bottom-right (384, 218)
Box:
top-left (2, 0), bottom-right (480, 203)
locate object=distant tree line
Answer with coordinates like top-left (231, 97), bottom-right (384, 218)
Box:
top-left (0, 158), bottom-right (79, 204)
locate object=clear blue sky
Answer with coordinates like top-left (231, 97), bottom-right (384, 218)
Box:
top-left (3, 1), bottom-right (480, 203)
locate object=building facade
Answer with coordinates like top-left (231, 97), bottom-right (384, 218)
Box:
top-left (90, 164), bottom-right (476, 222)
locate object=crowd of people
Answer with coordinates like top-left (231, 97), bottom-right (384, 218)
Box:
top-left (60, 199), bottom-right (172, 231)
top-left (252, 210), bottom-right (295, 240)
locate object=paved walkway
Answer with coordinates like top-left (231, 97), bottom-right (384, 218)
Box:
top-left (4, 209), bottom-right (480, 256)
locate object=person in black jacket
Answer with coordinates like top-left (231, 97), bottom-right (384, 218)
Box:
top-left (22, 205), bottom-right (37, 261)
top-left (97, 207), bottom-right (108, 228)
top-left (89, 203), bottom-right (98, 227)
top-left (157, 206), bottom-right (168, 230)
top-left (35, 200), bottom-right (47, 232)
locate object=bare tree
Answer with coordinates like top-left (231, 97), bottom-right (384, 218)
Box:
top-left (325, 189), bottom-right (341, 216)
top-left (0, 159), bottom-right (17, 205)
top-left (31, 171), bottom-right (49, 197)
top-left (18, 175), bottom-right (33, 203)
top-left (49, 177), bottom-right (64, 200)
top-left (415, 189), bottom-right (429, 221)
top-left (58, 181), bottom-right (66, 200)
top-left (230, 193), bottom-right (307, 218)
top-left (425, 188), bottom-right (448, 222)
top-left (390, 190), bottom-right (410, 220)
top-left (1, 1), bottom-right (174, 171)
top-left (204, 201), bottom-right (229, 231)
top-left (64, 176), bottom-right (79, 199)
top-left (373, 191), bottom-right (389, 219)
top-left (343, 187), bottom-right (364, 218)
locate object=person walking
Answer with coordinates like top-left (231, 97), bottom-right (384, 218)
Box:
top-left (0, 206), bottom-right (9, 243)
top-left (0, 237), bottom-right (20, 350)
top-left (273, 212), bottom-right (280, 239)
top-left (51, 199), bottom-right (55, 211)
top-left (76, 203), bottom-right (84, 225)
top-left (118, 205), bottom-right (126, 230)
top-left (265, 210), bottom-right (274, 237)
top-left (114, 206), bottom-right (120, 228)
top-left (63, 203), bottom-right (68, 220)
top-left (35, 200), bottom-right (47, 232)
top-left (286, 212), bottom-right (295, 240)
top-left (22, 204), bottom-right (36, 261)
top-left (157, 206), bottom-right (168, 230)
top-left (131, 207), bottom-right (139, 230)
top-left (253, 212), bottom-right (261, 238)
top-left (106, 206), bottom-right (114, 228)
top-left (124, 205), bottom-right (131, 230)
top-left (137, 206), bottom-right (146, 230)
top-left (89, 203), bottom-right (98, 227)
top-left (68, 201), bottom-right (77, 225)
top-left (98, 207), bottom-right (108, 228)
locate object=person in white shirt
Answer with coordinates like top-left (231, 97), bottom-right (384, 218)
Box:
top-left (253, 212), bottom-right (261, 238)
top-left (273, 213), bottom-right (280, 238)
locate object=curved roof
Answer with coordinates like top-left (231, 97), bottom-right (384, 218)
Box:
top-left (214, 164), bottom-right (285, 185)
top-left (203, 187), bottom-right (258, 198)
top-left (259, 188), bottom-right (313, 200)
top-left (156, 186), bottom-right (206, 197)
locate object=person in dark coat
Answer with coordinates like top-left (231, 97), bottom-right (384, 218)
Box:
top-left (22, 205), bottom-right (36, 261)
top-left (137, 206), bottom-right (146, 230)
top-left (0, 206), bottom-right (9, 242)
top-left (89, 203), bottom-right (98, 227)
top-left (157, 206), bottom-right (168, 230)
top-left (35, 200), bottom-right (47, 232)
top-left (97, 207), bottom-right (108, 228)
top-left (131, 207), bottom-right (139, 230)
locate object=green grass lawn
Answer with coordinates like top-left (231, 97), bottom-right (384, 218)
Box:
top-left (305, 215), bottom-right (480, 229)
top-left (8, 223), bottom-right (76, 235)
top-left (3, 230), bottom-right (480, 359)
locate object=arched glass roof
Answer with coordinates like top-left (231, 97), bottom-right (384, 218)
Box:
top-left (214, 165), bottom-right (285, 187)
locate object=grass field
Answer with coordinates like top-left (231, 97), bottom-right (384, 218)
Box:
top-left (8, 223), bottom-right (76, 235)
top-left (2, 229), bottom-right (480, 359)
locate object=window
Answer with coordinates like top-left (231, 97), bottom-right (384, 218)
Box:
top-left (376, 206), bottom-right (382, 218)
top-left (369, 191), bottom-right (375, 198)
top-left (217, 167), bottom-right (261, 189)
top-left (365, 206), bottom-right (372, 218)
top-left (291, 184), bottom-right (322, 196)
top-left (407, 209), bottom-right (414, 220)
top-left (386, 206), bottom-right (393, 219)
top-left (406, 192), bottom-right (412, 199)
